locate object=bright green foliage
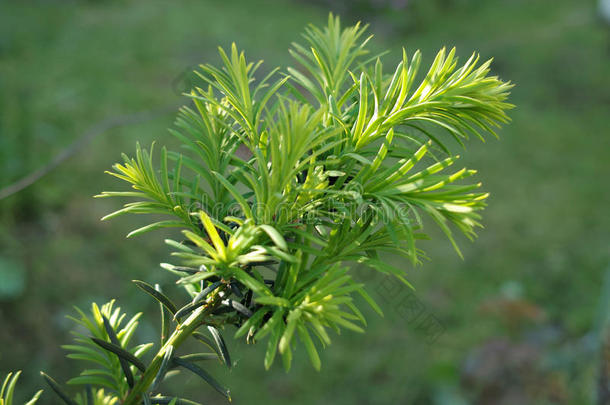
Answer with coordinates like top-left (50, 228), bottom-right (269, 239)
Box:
top-left (36, 11), bottom-right (513, 405)
top-left (0, 371), bottom-right (42, 405)
top-left (97, 14), bottom-right (512, 374)
top-left (62, 300), bottom-right (153, 403)
top-left (73, 389), bottom-right (119, 405)
top-left (44, 294), bottom-right (236, 404)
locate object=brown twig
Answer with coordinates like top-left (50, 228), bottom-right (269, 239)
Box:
top-left (0, 103), bottom-right (180, 201)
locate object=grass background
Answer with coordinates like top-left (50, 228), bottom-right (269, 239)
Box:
top-left (1, 0), bottom-right (609, 403)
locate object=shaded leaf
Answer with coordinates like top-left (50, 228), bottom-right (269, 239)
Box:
top-left (90, 338), bottom-right (146, 372)
top-left (40, 372), bottom-right (78, 405)
top-left (172, 358), bottom-right (230, 400)
top-left (133, 280), bottom-right (178, 315)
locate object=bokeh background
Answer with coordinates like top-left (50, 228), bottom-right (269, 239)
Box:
top-left (1, 0), bottom-right (609, 403)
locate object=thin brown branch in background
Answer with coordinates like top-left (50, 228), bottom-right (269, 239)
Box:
top-left (0, 104), bottom-right (179, 201)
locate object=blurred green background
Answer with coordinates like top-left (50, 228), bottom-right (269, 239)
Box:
top-left (1, 0), bottom-right (609, 403)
